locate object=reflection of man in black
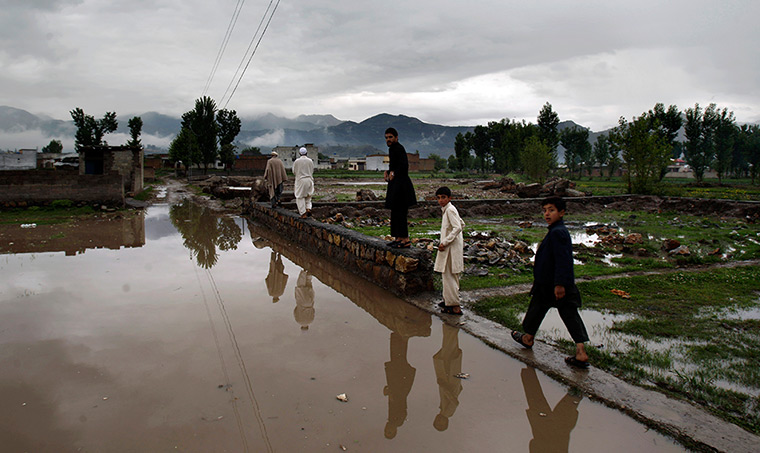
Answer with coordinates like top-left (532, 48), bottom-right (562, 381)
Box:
top-left (383, 332), bottom-right (416, 439)
top-left (293, 270), bottom-right (315, 330)
top-left (433, 323), bottom-right (463, 431)
top-left (265, 252), bottom-right (288, 303)
top-left (521, 366), bottom-right (582, 453)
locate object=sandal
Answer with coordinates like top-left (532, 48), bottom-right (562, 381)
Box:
top-left (565, 356), bottom-right (589, 369)
top-left (387, 239), bottom-right (400, 246)
top-left (391, 241), bottom-right (411, 249)
top-left (437, 301), bottom-right (446, 308)
top-left (511, 331), bottom-right (533, 349)
top-left (441, 305), bottom-right (463, 315)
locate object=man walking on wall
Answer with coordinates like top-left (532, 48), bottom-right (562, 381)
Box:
top-left (264, 151), bottom-right (287, 208)
top-left (293, 147), bottom-right (315, 218)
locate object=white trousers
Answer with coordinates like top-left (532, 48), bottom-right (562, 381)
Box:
top-left (296, 196), bottom-right (312, 215)
top-left (442, 258), bottom-right (461, 306)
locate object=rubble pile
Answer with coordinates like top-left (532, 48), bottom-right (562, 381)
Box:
top-left (197, 175), bottom-right (268, 200)
top-left (481, 176), bottom-right (589, 198)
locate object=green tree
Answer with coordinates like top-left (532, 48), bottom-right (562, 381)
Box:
top-left (216, 109), bottom-right (241, 172)
top-left (713, 107), bottom-right (736, 184)
top-left (471, 125), bottom-right (491, 173)
top-left (520, 136), bottom-right (551, 183)
top-left (428, 153), bottom-right (447, 172)
top-left (560, 126), bottom-right (591, 178)
top-left (453, 132), bottom-right (470, 170)
top-left (537, 102), bottom-right (560, 165)
top-left (648, 103), bottom-right (683, 181)
top-left (593, 133), bottom-right (612, 178)
top-left (736, 124), bottom-right (760, 184)
top-left (127, 116), bottom-right (143, 147)
top-left (42, 139), bottom-right (63, 154)
top-left (70, 108), bottom-right (118, 151)
top-left (611, 115), bottom-right (669, 194)
top-left (168, 127), bottom-right (200, 177)
top-left (181, 96), bottom-right (219, 173)
top-left (684, 103), bottom-right (718, 183)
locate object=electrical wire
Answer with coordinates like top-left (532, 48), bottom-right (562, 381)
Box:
top-left (203, 0), bottom-right (248, 96)
top-left (220, 0), bottom-right (281, 109)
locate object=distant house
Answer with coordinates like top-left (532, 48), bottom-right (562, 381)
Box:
top-left (366, 154), bottom-right (389, 171)
top-left (406, 153), bottom-right (435, 172)
top-left (0, 149), bottom-right (37, 171)
top-left (79, 145), bottom-right (144, 195)
top-left (348, 158), bottom-right (366, 171)
top-left (271, 143), bottom-right (319, 170)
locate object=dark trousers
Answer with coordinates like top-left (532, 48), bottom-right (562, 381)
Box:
top-left (522, 288), bottom-right (589, 344)
top-left (271, 183), bottom-right (283, 207)
top-left (390, 206), bottom-right (409, 238)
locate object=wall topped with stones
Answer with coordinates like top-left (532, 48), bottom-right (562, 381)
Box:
top-left (242, 199), bottom-right (434, 296)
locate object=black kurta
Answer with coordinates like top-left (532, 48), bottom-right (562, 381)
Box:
top-left (384, 142), bottom-right (417, 209)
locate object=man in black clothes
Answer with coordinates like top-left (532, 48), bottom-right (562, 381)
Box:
top-left (384, 128), bottom-right (417, 248)
top-left (511, 197), bottom-right (590, 368)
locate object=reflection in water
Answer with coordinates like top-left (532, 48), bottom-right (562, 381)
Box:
top-left (265, 252), bottom-right (288, 303)
top-left (433, 323), bottom-right (463, 431)
top-left (0, 211), bottom-right (145, 256)
top-left (169, 201), bottom-right (242, 268)
top-left (521, 366), bottom-right (582, 453)
top-left (293, 270), bottom-right (315, 329)
top-left (384, 332), bottom-right (416, 439)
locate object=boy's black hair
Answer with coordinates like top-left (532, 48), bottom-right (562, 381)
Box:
top-left (435, 186), bottom-right (452, 197)
top-left (541, 196), bottom-right (566, 212)
top-left (385, 127), bottom-right (398, 137)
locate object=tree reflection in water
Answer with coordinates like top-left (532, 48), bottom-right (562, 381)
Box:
top-left (169, 201), bottom-right (243, 269)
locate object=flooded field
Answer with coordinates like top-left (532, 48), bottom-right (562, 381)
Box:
top-left (0, 202), bottom-right (688, 452)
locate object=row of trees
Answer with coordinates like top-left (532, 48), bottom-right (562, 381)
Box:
top-left (449, 102), bottom-right (760, 192)
top-left (168, 96), bottom-right (241, 173)
top-left (68, 108), bottom-right (144, 151)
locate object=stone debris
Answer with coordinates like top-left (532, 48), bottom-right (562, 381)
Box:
top-left (454, 373), bottom-right (470, 379)
top-left (355, 189), bottom-right (377, 201)
top-left (611, 289), bottom-right (631, 299)
top-left (336, 393), bottom-right (348, 402)
top-left (482, 176), bottom-right (590, 198)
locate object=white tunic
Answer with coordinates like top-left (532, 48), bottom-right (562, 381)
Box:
top-left (292, 155), bottom-right (315, 198)
top-left (434, 202), bottom-right (465, 274)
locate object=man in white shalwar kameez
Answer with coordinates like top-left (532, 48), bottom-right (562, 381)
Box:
top-left (434, 187), bottom-right (465, 315)
top-left (292, 147), bottom-right (315, 218)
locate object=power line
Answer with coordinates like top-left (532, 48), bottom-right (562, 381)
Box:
top-left (203, 0), bottom-right (247, 96)
top-left (220, 0), bottom-right (281, 109)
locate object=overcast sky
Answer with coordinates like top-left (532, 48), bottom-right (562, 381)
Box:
top-left (2, 0), bottom-right (759, 131)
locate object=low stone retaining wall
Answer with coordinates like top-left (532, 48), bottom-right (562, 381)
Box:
top-left (0, 170), bottom-right (125, 207)
top-left (242, 199), bottom-right (434, 296)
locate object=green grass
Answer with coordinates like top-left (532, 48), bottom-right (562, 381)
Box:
top-left (573, 176), bottom-right (760, 200)
top-left (133, 185), bottom-right (155, 201)
top-left (472, 265), bottom-right (760, 434)
top-left (0, 204), bottom-right (97, 225)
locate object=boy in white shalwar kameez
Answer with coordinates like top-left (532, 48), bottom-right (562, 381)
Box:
top-left (434, 187), bottom-right (465, 315)
top-left (293, 147), bottom-right (315, 218)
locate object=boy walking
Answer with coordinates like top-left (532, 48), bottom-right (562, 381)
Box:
top-left (434, 187), bottom-right (465, 315)
top-left (512, 197), bottom-right (590, 368)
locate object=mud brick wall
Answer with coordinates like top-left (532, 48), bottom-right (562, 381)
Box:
top-left (0, 170), bottom-right (124, 206)
top-left (243, 199), bottom-right (434, 296)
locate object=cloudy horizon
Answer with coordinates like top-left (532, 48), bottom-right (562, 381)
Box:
top-left (2, 0), bottom-right (759, 134)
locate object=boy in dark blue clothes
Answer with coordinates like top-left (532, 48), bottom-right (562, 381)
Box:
top-left (511, 197), bottom-right (590, 368)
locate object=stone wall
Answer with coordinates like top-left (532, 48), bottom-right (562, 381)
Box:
top-left (243, 199), bottom-right (434, 296)
top-left (0, 170), bottom-right (124, 206)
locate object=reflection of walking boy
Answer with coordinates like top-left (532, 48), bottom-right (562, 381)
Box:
top-left (520, 366), bottom-right (582, 452)
top-left (293, 269), bottom-right (315, 330)
top-left (383, 332), bottom-right (416, 439)
top-left (433, 323), bottom-right (463, 431)
top-left (265, 252), bottom-right (288, 303)
top-left (512, 197), bottom-right (590, 368)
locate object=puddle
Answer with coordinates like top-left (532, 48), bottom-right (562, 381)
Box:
top-left (0, 201), bottom-right (686, 452)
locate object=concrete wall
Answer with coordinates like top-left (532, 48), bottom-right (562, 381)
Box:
top-left (0, 170), bottom-right (124, 206)
top-left (243, 200), bottom-right (434, 296)
top-left (0, 150), bottom-right (37, 170)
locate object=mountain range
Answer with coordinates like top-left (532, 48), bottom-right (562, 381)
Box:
top-left (0, 105), bottom-right (593, 158)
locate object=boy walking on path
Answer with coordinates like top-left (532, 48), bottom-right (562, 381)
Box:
top-left (511, 197), bottom-right (590, 368)
top-left (434, 187), bottom-right (465, 315)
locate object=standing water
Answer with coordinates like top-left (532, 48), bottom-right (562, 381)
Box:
top-left (0, 201), bottom-right (686, 452)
